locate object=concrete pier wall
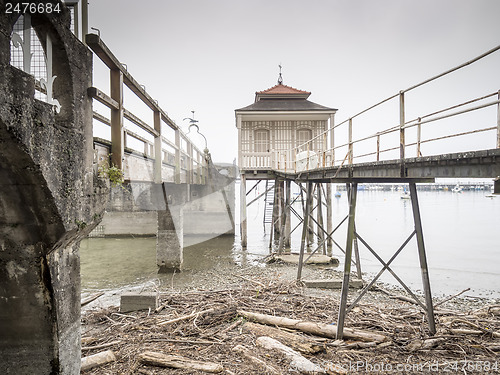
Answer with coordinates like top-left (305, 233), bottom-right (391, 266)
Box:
top-left (0, 6), bottom-right (107, 374)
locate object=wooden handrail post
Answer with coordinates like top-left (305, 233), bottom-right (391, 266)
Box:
top-left (153, 110), bottom-right (162, 183)
top-left (399, 91), bottom-right (405, 160)
top-left (175, 129), bottom-right (181, 184)
top-left (110, 69), bottom-right (124, 169)
top-left (348, 118), bottom-right (353, 165)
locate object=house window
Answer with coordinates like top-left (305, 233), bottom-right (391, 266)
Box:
top-left (297, 128), bottom-right (312, 150)
top-left (254, 129), bottom-right (270, 152)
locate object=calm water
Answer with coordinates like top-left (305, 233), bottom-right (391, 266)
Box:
top-left (81, 184), bottom-right (500, 299)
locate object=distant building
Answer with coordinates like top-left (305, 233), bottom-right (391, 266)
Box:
top-left (235, 79), bottom-right (337, 175)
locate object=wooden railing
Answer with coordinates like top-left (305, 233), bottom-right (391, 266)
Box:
top-left (86, 33), bottom-right (207, 185)
top-left (286, 45), bottom-right (500, 173)
top-left (241, 152), bottom-right (273, 169)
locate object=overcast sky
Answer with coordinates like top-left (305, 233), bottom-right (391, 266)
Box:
top-left (88, 0), bottom-right (500, 164)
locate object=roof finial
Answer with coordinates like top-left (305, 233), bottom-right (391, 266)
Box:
top-left (278, 63), bottom-right (283, 85)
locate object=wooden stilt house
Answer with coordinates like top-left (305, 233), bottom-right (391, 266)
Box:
top-left (235, 79), bottom-right (337, 176)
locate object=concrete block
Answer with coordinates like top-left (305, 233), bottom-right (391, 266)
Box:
top-left (120, 292), bottom-right (158, 313)
top-left (303, 278), bottom-right (364, 289)
top-left (273, 254), bottom-right (339, 265)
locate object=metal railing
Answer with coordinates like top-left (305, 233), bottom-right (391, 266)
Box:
top-left (86, 33), bottom-right (208, 185)
top-left (280, 44), bottom-right (500, 173)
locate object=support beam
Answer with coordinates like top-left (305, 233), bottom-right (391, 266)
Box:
top-left (409, 182), bottom-right (436, 334)
top-left (285, 180), bottom-right (291, 248)
top-left (307, 185), bottom-right (315, 245)
top-left (316, 183), bottom-right (325, 254)
top-left (240, 174), bottom-right (247, 248)
top-left (337, 182), bottom-right (358, 339)
top-left (326, 183), bottom-right (333, 250)
top-left (297, 181), bottom-right (313, 280)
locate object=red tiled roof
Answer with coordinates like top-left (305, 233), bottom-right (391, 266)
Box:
top-left (256, 83), bottom-right (311, 95)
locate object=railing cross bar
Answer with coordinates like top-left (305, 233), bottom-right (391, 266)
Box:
top-left (346, 230), bottom-right (417, 314)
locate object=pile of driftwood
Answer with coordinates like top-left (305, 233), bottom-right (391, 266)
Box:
top-left (81, 279), bottom-right (500, 374)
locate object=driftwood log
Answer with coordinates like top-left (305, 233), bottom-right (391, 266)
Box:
top-left (138, 351), bottom-right (223, 373)
top-left (243, 322), bottom-right (323, 354)
top-left (238, 310), bottom-right (387, 342)
top-left (157, 308), bottom-right (214, 326)
top-left (256, 336), bottom-right (328, 374)
top-left (232, 345), bottom-right (281, 374)
top-left (81, 292), bottom-right (104, 307)
top-left (81, 350), bottom-right (116, 372)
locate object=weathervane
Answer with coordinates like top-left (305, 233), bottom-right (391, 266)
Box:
top-left (278, 63), bottom-right (283, 85)
top-left (183, 111), bottom-right (208, 152)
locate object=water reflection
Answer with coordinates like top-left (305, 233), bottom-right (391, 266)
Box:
top-left (81, 188), bottom-right (500, 298)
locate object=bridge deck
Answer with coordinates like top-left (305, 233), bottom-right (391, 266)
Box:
top-left (242, 148), bottom-right (500, 182)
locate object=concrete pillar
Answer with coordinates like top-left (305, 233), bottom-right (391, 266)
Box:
top-left (494, 177), bottom-right (500, 194)
top-left (157, 184), bottom-right (184, 272)
top-left (157, 204), bottom-right (183, 272)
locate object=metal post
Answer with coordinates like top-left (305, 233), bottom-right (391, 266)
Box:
top-left (348, 118), bottom-right (353, 165)
top-left (497, 90), bottom-right (500, 148)
top-left (376, 135), bottom-right (380, 162)
top-left (285, 180), bottom-right (291, 248)
top-left (240, 174), bottom-right (247, 248)
top-left (22, 14), bottom-right (32, 73)
top-left (81, 0), bottom-right (89, 43)
top-left (153, 111), bottom-right (162, 183)
top-left (270, 179), bottom-right (281, 248)
top-left (307, 184), bottom-right (314, 245)
top-left (353, 224), bottom-right (362, 279)
top-left (330, 113), bottom-right (335, 165)
top-left (297, 181), bottom-right (313, 281)
top-left (326, 184), bottom-right (333, 250)
top-left (409, 182), bottom-right (436, 334)
top-left (417, 117), bottom-right (422, 157)
top-left (317, 183), bottom-right (325, 254)
top-left (346, 184), bottom-right (362, 279)
top-left (399, 91), bottom-right (405, 161)
top-left (110, 69), bottom-right (124, 169)
top-left (337, 182), bottom-right (358, 339)
top-left (277, 184), bottom-right (288, 255)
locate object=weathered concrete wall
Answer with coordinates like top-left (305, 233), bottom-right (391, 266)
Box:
top-left (90, 182), bottom-right (235, 238)
top-left (87, 155), bottom-right (236, 271)
top-left (0, 7), bottom-right (107, 374)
